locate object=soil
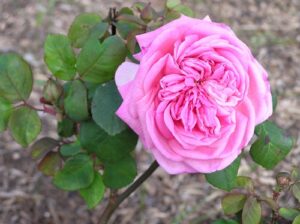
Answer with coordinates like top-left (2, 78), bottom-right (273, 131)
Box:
top-left (0, 0), bottom-right (299, 224)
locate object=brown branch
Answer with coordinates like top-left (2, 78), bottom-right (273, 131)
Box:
top-left (98, 160), bottom-right (159, 224)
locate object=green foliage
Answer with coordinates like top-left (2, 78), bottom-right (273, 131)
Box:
top-left (291, 167), bottom-right (300, 180)
top-left (0, 97), bottom-right (12, 132)
top-left (43, 79), bottom-right (63, 103)
top-left (166, 0), bottom-right (194, 17)
top-left (166, 0), bottom-right (181, 9)
top-left (84, 82), bottom-right (99, 100)
top-left (95, 128), bottom-right (138, 162)
top-left (242, 196), bottom-right (261, 224)
top-left (53, 153), bottom-right (94, 191)
top-left (79, 121), bottom-right (107, 153)
top-left (250, 121), bottom-right (293, 169)
top-left (222, 193), bottom-right (247, 215)
top-left (103, 154), bottom-right (137, 189)
top-left (171, 5), bottom-right (194, 17)
top-left (57, 117), bottom-right (75, 137)
top-left (79, 171), bottom-right (105, 209)
top-left (9, 106), bottom-right (41, 147)
top-left (292, 182), bottom-right (300, 203)
top-left (164, 10), bottom-right (181, 23)
top-left (118, 7), bottom-right (134, 15)
top-left (77, 36), bottom-right (127, 83)
top-left (0, 53), bottom-right (33, 102)
top-left (115, 21), bottom-right (141, 40)
top-left (64, 80), bottom-right (89, 121)
top-left (44, 34), bottom-right (77, 80)
top-left (212, 220), bottom-right (238, 224)
top-left (79, 121), bottom-right (137, 161)
top-left (91, 81), bottom-right (126, 135)
top-left (38, 151), bottom-right (61, 176)
top-left (140, 4), bottom-right (154, 22)
top-left (30, 137), bottom-right (59, 160)
top-left (205, 157), bottom-right (241, 191)
top-left (68, 13), bottom-right (103, 48)
top-left (60, 141), bottom-right (81, 157)
top-left (279, 208), bottom-right (300, 221)
top-left (293, 215), bottom-right (300, 224)
top-left (236, 176), bottom-right (254, 191)
top-left (260, 197), bottom-right (277, 211)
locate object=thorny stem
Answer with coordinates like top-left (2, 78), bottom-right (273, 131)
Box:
top-left (22, 100), bottom-right (44, 111)
top-left (98, 161), bottom-right (159, 224)
top-left (21, 100), bottom-right (56, 115)
top-left (271, 189), bottom-right (281, 224)
top-left (109, 8), bottom-right (117, 35)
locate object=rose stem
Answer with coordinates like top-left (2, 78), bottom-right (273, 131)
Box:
top-left (98, 160), bottom-right (159, 224)
top-left (109, 7), bottom-right (117, 35)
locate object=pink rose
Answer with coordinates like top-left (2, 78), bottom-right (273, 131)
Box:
top-left (115, 16), bottom-right (272, 174)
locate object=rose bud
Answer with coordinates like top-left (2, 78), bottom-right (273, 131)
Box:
top-left (43, 79), bottom-right (63, 103)
top-left (276, 172), bottom-right (291, 188)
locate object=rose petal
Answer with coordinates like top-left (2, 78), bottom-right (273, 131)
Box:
top-left (115, 61), bottom-right (139, 99)
top-left (247, 58), bottom-right (273, 124)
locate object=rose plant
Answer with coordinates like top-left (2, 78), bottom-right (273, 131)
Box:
top-left (0, 1), bottom-right (296, 224)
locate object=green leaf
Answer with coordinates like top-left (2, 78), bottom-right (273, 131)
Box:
top-left (103, 154), bottom-right (137, 189)
top-left (222, 193), bottom-right (247, 215)
top-left (88, 22), bottom-right (109, 41)
top-left (53, 153), bottom-right (94, 191)
top-left (127, 30), bottom-right (143, 54)
top-left (64, 80), bottom-right (89, 121)
top-left (293, 215), bottom-right (300, 224)
top-left (164, 10), bottom-right (181, 23)
top-left (85, 82), bottom-right (99, 100)
top-left (205, 157), bottom-right (241, 191)
top-left (44, 34), bottom-right (76, 80)
top-left (95, 128), bottom-right (137, 162)
top-left (140, 3), bottom-right (154, 22)
top-left (57, 117), bottom-right (75, 137)
top-left (279, 208), bottom-right (300, 221)
top-left (38, 151), bottom-right (61, 176)
top-left (79, 171), bottom-right (105, 209)
top-left (212, 219), bottom-right (238, 224)
top-left (242, 196), bottom-right (261, 224)
top-left (0, 97), bottom-right (12, 132)
top-left (115, 21), bottom-right (141, 39)
top-left (166, 0), bottom-right (181, 9)
top-left (132, 2), bottom-right (147, 11)
top-left (60, 141), bottom-right (81, 157)
top-left (80, 121), bottom-right (138, 161)
top-left (9, 106), bottom-right (42, 147)
top-left (91, 81), bottom-right (126, 135)
top-left (260, 197), bottom-right (277, 211)
top-left (79, 120), bottom-right (106, 153)
top-left (173, 5), bottom-right (194, 17)
top-left (43, 79), bottom-right (63, 103)
top-left (31, 137), bottom-right (59, 160)
top-left (117, 14), bottom-right (146, 26)
top-left (77, 36), bottom-right (127, 83)
top-left (292, 182), bottom-right (300, 202)
top-left (0, 53), bottom-right (33, 102)
top-left (236, 176), bottom-right (254, 191)
top-left (250, 121), bottom-right (293, 169)
top-left (118, 7), bottom-right (134, 15)
top-left (291, 167), bottom-right (300, 181)
top-left (68, 13), bottom-right (102, 48)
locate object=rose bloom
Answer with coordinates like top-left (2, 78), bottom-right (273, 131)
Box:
top-left (115, 16), bottom-right (272, 174)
